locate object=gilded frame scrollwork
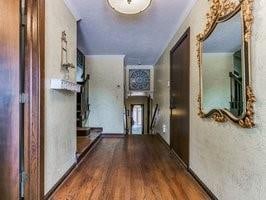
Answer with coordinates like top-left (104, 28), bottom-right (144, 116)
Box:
top-left (197, 0), bottom-right (255, 128)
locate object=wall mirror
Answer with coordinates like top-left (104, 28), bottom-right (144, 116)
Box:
top-left (197, 0), bottom-right (255, 128)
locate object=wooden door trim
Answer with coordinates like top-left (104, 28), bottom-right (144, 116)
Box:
top-left (24, 0), bottom-right (45, 199)
top-left (169, 27), bottom-right (190, 168)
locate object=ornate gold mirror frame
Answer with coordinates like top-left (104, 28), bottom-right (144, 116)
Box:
top-left (197, 0), bottom-right (256, 128)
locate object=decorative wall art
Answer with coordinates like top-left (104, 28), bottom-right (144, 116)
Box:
top-left (61, 31), bottom-right (75, 80)
top-left (197, 0), bottom-right (255, 128)
top-left (129, 69), bottom-right (151, 91)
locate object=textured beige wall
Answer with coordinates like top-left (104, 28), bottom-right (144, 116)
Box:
top-left (203, 53), bottom-right (233, 112)
top-left (154, 0), bottom-right (266, 199)
top-left (86, 55), bottom-right (125, 134)
top-left (153, 53), bottom-right (171, 143)
top-left (45, 0), bottom-right (77, 194)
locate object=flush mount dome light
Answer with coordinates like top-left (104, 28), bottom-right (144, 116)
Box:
top-left (108, 0), bottom-right (152, 15)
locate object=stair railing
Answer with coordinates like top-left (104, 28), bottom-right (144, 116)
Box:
top-left (124, 106), bottom-right (129, 134)
top-left (77, 74), bottom-right (90, 127)
top-left (150, 104), bottom-right (159, 134)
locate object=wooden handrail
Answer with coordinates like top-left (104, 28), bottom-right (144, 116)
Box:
top-left (150, 104), bottom-right (159, 131)
top-left (229, 72), bottom-right (242, 85)
top-left (229, 72), bottom-right (243, 116)
top-left (77, 74), bottom-right (90, 85)
top-left (124, 106), bottom-right (129, 134)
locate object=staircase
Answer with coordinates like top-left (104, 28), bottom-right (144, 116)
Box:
top-left (76, 65), bottom-right (102, 161)
top-left (76, 74), bottom-right (91, 136)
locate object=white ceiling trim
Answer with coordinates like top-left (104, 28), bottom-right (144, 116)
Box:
top-left (155, 0), bottom-right (198, 65)
top-left (64, 0), bottom-right (82, 21)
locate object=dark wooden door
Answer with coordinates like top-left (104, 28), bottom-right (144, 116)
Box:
top-left (170, 28), bottom-right (190, 167)
top-left (0, 0), bottom-right (21, 199)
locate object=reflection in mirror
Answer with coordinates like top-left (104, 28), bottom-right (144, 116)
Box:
top-left (202, 12), bottom-right (245, 117)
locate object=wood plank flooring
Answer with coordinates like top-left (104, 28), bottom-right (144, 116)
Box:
top-left (51, 135), bottom-right (210, 200)
top-left (77, 132), bottom-right (102, 156)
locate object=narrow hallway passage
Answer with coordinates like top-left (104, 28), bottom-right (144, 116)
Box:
top-left (51, 136), bottom-right (210, 200)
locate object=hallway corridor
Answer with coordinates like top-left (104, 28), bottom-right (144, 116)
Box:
top-left (51, 136), bottom-right (210, 200)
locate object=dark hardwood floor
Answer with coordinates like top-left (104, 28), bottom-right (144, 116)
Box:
top-left (51, 135), bottom-right (210, 200)
top-left (77, 132), bottom-right (101, 156)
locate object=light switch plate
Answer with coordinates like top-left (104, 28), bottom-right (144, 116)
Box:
top-left (163, 125), bottom-right (166, 133)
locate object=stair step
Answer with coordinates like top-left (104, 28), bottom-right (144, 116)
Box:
top-left (90, 127), bottom-right (103, 133)
top-left (76, 132), bottom-right (102, 162)
top-left (77, 127), bottom-right (91, 136)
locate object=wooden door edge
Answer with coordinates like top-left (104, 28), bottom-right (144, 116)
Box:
top-left (24, 0), bottom-right (45, 199)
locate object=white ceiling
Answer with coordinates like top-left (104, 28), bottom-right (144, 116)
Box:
top-left (66, 0), bottom-right (197, 65)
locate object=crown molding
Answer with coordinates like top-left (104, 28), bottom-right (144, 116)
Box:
top-left (64, 0), bottom-right (82, 21)
top-left (154, 0), bottom-right (197, 65)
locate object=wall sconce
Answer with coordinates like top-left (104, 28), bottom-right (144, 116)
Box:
top-left (61, 31), bottom-right (74, 80)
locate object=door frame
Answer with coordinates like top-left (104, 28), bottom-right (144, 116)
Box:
top-left (24, 0), bottom-right (45, 199)
top-left (170, 27), bottom-right (190, 168)
top-left (130, 104), bottom-right (145, 135)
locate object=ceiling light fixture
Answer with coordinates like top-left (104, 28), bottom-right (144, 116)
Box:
top-left (107, 0), bottom-right (152, 15)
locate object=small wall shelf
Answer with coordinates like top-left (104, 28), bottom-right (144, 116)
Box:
top-left (50, 79), bottom-right (81, 92)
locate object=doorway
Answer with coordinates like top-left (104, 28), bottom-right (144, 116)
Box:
top-left (170, 28), bottom-right (190, 167)
top-left (131, 104), bottom-right (144, 135)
